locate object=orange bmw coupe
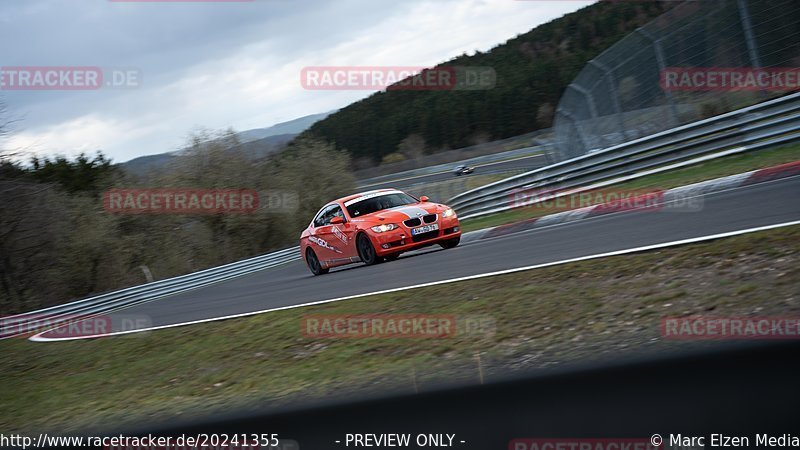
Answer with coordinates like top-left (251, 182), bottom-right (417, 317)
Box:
top-left (300, 189), bottom-right (461, 275)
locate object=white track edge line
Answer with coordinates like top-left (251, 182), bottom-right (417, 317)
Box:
top-left (29, 219), bottom-right (800, 342)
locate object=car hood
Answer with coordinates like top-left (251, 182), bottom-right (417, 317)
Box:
top-left (355, 202), bottom-right (442, 224)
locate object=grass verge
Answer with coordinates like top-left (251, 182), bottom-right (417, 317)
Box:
top-left (1, 225), bottom-right (798, 434)
top-left (463, 173), bottom-right (516, 190)
top-left (406, 172), bottom-right (521, 204)
top-left (460, 142), bottom-right (800, 232)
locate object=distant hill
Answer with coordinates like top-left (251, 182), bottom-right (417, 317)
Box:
top-left (301, 1), bottom-right (677, 164)
top-left (235, 110), bottom-right (336, 143)
top-left (122, 111), bottom-right (335, 175)
top-left (231, 133), bottom-right (298, 159)
top-left (120, 152), bottom-right (177, 176)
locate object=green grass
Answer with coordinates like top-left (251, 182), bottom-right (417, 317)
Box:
top-left (463, 173), bottom-right (514, 190)
top-left (2, 225), bottom-right (798, 434)
top-left (408, 173), bottom-right (521, 205)
top-left (460, 142), bottom-right (800, 232)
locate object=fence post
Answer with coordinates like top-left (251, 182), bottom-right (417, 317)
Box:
top-left (737, 0), bottom-right (762, 70)
top-left (636, 27), bottom-right (680, 127)
top-left (556, 109), bottom-right (592, 160)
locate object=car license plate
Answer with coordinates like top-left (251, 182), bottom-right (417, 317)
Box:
top-left (411, 223), bottom-right (438, 235)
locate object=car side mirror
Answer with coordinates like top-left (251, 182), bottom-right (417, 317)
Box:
top-left (419, 196), bottom-right (429, 202)
top-left (330, 216), bottom-right (345, 225)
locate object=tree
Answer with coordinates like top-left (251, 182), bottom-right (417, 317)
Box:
top-left (381, 152), bottom-right (406, 165)
top-left (298, 1), bottom-right (678, 165)
top-left (0, 124), bottom-right (359, 312)
top-left (28, 152), bottom-right (119, 196)
top-left (536, 103), bottom-right (555, 128)
top-left (397, 134), bottom-right (427, 160)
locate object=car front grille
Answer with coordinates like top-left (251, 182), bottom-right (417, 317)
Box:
top-left (404, 214), bottom-right (437, 228)
top-left (403, 218), bottom-right (421, 227)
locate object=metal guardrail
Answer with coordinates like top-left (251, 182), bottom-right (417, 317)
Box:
top-left (0, 247), bottom-right (301, 339)
top-left (356, 143), bottom-right (552, 189)
top-left (354, 128), bottom-right (553, 184)
top-left (448, 93), bottom-right (800, 219)
top-left (6, 95), bottom-right (798, 340)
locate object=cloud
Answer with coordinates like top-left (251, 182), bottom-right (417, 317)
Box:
top-left (0, 0), bottom-right (592, 163)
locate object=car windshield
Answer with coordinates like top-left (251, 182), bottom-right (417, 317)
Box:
top-left (346, 192), bottom-right (418, 217)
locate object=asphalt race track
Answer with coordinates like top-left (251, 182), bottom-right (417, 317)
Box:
top-left (38, 176), bottom-right (800, 339)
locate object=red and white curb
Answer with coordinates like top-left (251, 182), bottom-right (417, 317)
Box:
top-left (462, 160), bottom-right (800, 242)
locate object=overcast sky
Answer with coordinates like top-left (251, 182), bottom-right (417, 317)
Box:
top-left (0, 0), bottom-right (592, 163)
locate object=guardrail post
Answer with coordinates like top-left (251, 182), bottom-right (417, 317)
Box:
top-left (567, 83), bottom-right (608, 149)
top-left (556, 109), bottom-right (592, 159)
top-left (139, 265), bottom-right (154, 283)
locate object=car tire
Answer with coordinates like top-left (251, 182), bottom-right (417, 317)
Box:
top-left (439, 237), bottom-right (460, 249)
top-left (305, 248), bottom-right (329, 275)
top-left (357, 233), bottom-right (383, 265)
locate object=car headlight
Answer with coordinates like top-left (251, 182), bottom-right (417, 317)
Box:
top-left (442, 208), bottom-right (456, 218)
top-left (371, 223), bottom-right (399, 233)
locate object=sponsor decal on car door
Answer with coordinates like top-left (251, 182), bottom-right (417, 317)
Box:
top-left (325, 221), bottom-right (360, 264)
top-left (308, 234), bottom-right (341, 263)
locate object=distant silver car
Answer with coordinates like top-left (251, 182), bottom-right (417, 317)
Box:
top-left (453, 165), bottom-right (475, 176)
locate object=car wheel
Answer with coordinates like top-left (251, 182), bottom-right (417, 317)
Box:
top-left (305, 248), bottom-right (329, 275)
top-left (357, 233), bottom-right (383, 265)
top-left (439, 237), bottom-right (460, 249)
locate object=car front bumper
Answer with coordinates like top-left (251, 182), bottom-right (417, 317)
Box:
top-left (368, 217), bottom-right (462, 256)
